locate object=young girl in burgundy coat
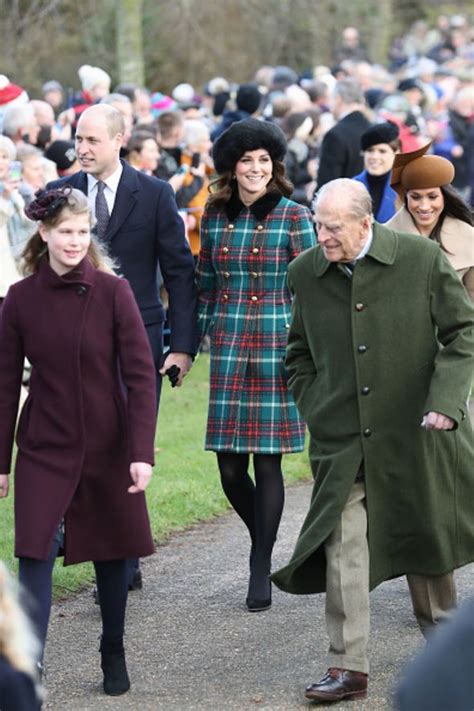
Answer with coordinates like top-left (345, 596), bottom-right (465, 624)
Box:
top-left (0, 187), bottom-right (157, 697)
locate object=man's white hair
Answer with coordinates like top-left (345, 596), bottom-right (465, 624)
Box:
top-left (313, 178), bottom-right (373, 219)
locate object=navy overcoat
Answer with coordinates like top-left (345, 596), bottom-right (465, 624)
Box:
top-left (0, 257), bottom-right (157, 564)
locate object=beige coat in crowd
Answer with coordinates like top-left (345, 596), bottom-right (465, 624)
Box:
top-left (387, 207), bottom-right (474, 301)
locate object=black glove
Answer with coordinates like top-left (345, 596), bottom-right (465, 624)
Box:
top-left (165, 364), bottom-right (181, 387)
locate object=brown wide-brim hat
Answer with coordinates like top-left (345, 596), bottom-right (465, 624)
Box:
top-left (390, 141), bottom-right (455, 199)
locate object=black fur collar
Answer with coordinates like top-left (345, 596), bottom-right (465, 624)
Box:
top-left (225, 189), bottom-right (282, 222)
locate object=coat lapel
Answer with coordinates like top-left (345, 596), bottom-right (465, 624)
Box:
top-left (312, 223), bottom-right (398, 278)
top-left (367, 223), bottom-right (397, 265)
top-left (104, 161), bottom-right (139, 242)
top-left (65, 171), bottom-right (88, 195)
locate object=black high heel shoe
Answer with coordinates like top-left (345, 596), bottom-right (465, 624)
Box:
top-left (246, 593), bottom-right (272, 612)
top-left (246, 568), bottom-right (272, 612)
top-left (100, 639), bottom-right (130, 696)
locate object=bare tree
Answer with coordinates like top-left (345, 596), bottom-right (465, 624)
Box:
top-left (0, 0), bottom-right (471, 96)
top-left (116, 0), bottom-right (145, 85)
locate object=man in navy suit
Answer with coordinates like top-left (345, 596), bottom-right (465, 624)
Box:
top-left (315, 79), bottom-right (371, 190)
top-left (48, 104), bottom-right (198, 588)
top-left (48, 103), bottom-right (197, 390)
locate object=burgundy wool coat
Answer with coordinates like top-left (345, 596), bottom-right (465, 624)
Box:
top-left (0, 256), bottom-right (157, 564)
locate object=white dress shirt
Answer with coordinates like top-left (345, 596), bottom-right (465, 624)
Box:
top-left (87, 163), bottom-right (123, 218)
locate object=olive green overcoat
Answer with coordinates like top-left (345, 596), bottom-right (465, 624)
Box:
top-left (272, 223), bottom-right (474, 595)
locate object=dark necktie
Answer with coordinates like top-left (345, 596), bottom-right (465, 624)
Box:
top-left (95, 180), bottom-right (110, 241)
top-left (339, 261), bottom-right (356, 279)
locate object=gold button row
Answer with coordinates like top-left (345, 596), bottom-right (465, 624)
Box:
top-left (222, 247), bottom-right (260, 254)
top-left (221, 295), bottom-right (259, 302)
top-left (227, 224), bottom-right (264, 231)
top-left (223, 272), bottom-right (259, 279)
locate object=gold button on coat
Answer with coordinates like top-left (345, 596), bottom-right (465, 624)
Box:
top-left (228, 224), bottom-right (234, 230)
top-left (251, 296), bottom-right (258, 302)
top-left (251, 272), bottom-right (258, 278)
top-left (224, 272), bottom-right (230, 278)
top-left (223, 294), bottom-right (228, 300)
top-left (256, 224), bottom-right (264, 231)
top-left (223, 247), bottom-right (229, 253)
top-left (252, 247), bottom-right (259, 254)
top-left (355, 303), bottom-right (365, 311)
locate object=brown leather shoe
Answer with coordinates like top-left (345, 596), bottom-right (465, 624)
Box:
top-left (305, 667), bottom-right (368, 702)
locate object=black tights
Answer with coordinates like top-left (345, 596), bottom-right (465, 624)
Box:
top-left (217, 452), bottom-right (284, 599)
top-left (19, 544), bottom-right (128, 662)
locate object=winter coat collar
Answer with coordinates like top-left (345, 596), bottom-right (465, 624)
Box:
top-left (225, 189), bottom-right (282, 223)
top-left (37, 254), bottom-right (96, 289)
top-left (313, 223), bottom-right (398, 277)
top-left (387, 206), bottom-right (474, 271)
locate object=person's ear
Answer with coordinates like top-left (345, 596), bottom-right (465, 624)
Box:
top-left (38, 223), bottom-right (48, 243)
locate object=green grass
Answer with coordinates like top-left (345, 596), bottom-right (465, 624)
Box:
top-left (0, 354), bottom-right (311, 597)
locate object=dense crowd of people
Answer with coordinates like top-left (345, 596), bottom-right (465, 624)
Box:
top-left (0, 13), bottom-right (473, 711)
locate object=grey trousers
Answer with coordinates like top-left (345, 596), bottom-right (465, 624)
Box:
top-left (324, 481), bottom-right (457, 674)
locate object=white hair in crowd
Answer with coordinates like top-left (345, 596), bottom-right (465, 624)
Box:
top-left (183, 119), bottom-right (210, 149)
top-left (0, 134), bottom-right (17, 160)
top-left (1, 103), bottom-right (35, 139)
top-left (314, 178), bottom-right (373, 219)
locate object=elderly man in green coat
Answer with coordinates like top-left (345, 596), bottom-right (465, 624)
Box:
top-left (272, 179), bottom-right (474, 704)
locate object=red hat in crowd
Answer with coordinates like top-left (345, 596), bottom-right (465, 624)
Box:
top-left (0, 74), bottom-right (29, 108)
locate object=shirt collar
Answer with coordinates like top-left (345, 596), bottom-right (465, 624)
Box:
top-left (354, 226), bottom-right (373, 261)
top-left (314, 223), bottom-right (397, 277)
top-left (87, 162), bottom-right (123, 194)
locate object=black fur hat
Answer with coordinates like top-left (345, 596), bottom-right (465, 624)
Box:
top-left (212, 118), bottom-right (287, 175)
top-left (360, 121), bottom-right (400, 151)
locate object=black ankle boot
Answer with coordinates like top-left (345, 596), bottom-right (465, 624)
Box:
top-left (99, 639), bottom-right (130, 696)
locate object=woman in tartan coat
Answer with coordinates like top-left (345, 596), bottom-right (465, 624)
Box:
top-left (197, 119), bottom-right (315, 611)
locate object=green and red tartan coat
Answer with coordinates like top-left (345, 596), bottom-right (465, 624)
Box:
top-left (196, 191), bottom-right (316, 453)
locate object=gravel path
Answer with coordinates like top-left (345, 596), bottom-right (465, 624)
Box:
top-left (43, 481), bottom-right (474, 710)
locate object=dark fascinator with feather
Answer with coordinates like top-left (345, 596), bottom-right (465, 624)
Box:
top-left (25, 186), bottom-right (73, 221)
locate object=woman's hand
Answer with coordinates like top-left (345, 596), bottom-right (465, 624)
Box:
top-left (0, 475), bottom-right (9, 498)
top-left (1, 177), bottom-right (20, 199)
top-left (168, 173), bottom-right (186, 192)
top-left (128, 462), bottom-right (152, 494)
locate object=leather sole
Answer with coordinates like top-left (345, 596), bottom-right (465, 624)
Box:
top-left (305, 688), bottom-right (367, 702)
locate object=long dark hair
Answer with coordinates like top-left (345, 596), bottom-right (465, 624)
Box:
top-left (206, 159), bottom-right (293, 209)
top-left (405, 183), bottom-right (472, 251)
